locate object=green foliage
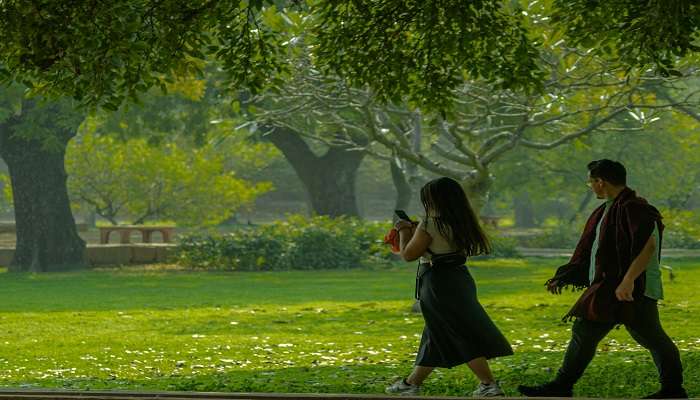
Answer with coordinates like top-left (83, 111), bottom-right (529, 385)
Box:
top-left (664, 231), bottom-right (700, 250)
top-left (281, 215), bottom-right (394, 261)
top-left (0, 83), bottom-right (24, 123)
top-left (176, 215), bottom-right (393, 271)
top-left (0, 1), bottom-right (291, 109)
top-left (661, 209), bottom-right (700, 249)
top-left (177, 215), bottom-right (523, 270)
top-left (313, 1), bottom-right (543, 110)
top-left (552, 0), bottom-right (700, 76)
top-left (3, 1), bottom-right (700, 113)
top-left (516, 209), bottom-right (700, 250)
top-left (0, 173), bottom-right (12, 211)
top-left (489, 106), bottom-right (700, 230)
top-left (519, 224), bottom-right (583, 249)
top-left (0, 85), bottom-right (85, 153)
top-left (483, 234), bottom-right (523, 259)
top-left (65, 132), bottom-right (272, 226)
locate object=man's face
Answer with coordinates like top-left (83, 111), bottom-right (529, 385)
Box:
top-left (586, 174), bottom-right (605, 199)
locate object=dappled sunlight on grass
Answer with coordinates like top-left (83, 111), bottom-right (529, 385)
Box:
top-left (0, 258), bottom-right (698, 397)
top-left (469, 257), bottom-right (533, 269)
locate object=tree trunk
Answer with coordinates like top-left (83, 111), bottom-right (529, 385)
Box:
top-left (0, 103), bottom-right (86, 272)
top-left (513, 192), bottom-right (537, 228)
top-left (391, 111), bottom-right (423, 211)
top-left (390, 158), bottom-right (412, 211)
top-left (569, 190), bottom-right (594, 224)
top-left (85, 210), bottom-right (97, 228)
top-left (264, 127), bottom-right (365, 217)
top-left (462, 171), bottom-right (492, 214)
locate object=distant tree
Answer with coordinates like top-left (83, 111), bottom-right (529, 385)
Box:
top-left (247, 43), bottom-right (429, 216)
top-left (343, 47), bottom-right (700, 209)
top-left (0, 172), bottom-right (11, 212)
top-left (65, 132), bottom-right (273, 227)
top-left (490, 110), bottom-right (700, 227)
top-left (250, 30), bottom-right (700, 212)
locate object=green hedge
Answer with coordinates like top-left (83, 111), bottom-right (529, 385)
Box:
top-left (663, 230), bottom-right (700, 249)
top-left (176, 215), bottom-right (520, 271)
top-left (519, 224), bottom-right (582, 249)
top-left (661, 209), bottom-right (700, 249)
top-left (519, 210), bottom-right (700, 250)
top-left (484, 233), bottom-right (522, 258)
top-left (176, 216), bottom-right (393, 271)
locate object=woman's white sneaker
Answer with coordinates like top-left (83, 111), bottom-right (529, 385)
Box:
top-left (386, 378), bottom-right (421, 395)
top-left (472, 381), bottom-right (505, 397)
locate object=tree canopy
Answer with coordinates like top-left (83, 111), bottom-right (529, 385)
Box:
top-left (0, 0), bottom-right (291, 109)
top-left (2, 1), bottom-right (700, 111)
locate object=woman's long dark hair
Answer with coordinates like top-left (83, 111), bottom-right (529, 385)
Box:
top-left (420, 177), bottom-right (491, 256)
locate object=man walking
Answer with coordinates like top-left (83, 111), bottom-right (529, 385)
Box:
top-left (518, 159), bottom-right (687, 399)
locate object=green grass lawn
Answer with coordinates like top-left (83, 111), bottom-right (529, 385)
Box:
top-left (0, 258), bottom-right (698, 397)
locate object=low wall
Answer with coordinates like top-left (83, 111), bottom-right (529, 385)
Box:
top-left (0, 244), bottom-right (176, 267)
top-left (0, 222), bottom-right (89, 233)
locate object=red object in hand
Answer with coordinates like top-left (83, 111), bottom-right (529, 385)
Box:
top-left (383, 228), bottom-right (401, 254)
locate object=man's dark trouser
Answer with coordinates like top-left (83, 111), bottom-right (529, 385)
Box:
top-left (555, 296), bottom-right (683, 389)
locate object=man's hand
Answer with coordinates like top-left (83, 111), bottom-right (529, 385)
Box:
top-left (615, 278), bottom-right (635, 302)
top-left (546, 279), bottom-right (562, 295)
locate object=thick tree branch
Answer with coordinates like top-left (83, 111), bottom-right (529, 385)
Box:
top-left (361, 104), bottom-right (464, 179)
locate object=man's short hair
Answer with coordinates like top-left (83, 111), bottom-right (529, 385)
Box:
top-left (587, 159), bottom-right (626, 186)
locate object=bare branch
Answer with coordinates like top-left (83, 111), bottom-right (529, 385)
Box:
top-left (518, 107), bottom-right (627, 150)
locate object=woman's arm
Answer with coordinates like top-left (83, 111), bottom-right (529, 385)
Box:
top-left (396, 221), bottom-right (432, 261)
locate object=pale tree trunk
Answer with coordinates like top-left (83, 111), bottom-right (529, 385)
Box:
top-left (0, 102), bottom-right (85, 271)
top-left (514, 192), bottom-right (537, 228)
top-left (391, 111), bottom-right (423, 212)
top-left (569, 191), bottom-right (594, 224)
top-left (461, 171), bottom-right (492, 215)
top-left (390, 158), bottom-right (412, 211)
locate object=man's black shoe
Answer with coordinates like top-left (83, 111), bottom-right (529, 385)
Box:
top-left (517, 382), bottom-right (573, 397)
top-left (643, 387), bottom-right (689, 399)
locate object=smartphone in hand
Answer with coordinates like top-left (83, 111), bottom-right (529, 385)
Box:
top-left (394, 209), bottom-right (412, 222)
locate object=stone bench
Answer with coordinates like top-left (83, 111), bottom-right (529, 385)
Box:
top-left (99, 225), bottom-right (175, 244)
top-left (480, 215), bottom-right (501, 229)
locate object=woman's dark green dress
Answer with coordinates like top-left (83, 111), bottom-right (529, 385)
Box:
top-left (414, 253), bottom-right (513, 368)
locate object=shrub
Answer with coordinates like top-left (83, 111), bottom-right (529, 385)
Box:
top-left (663, 230), bottom-right (700, 249)
top-left (660, 209), bottom-right (700, 249)
top-left (515, 209), bottom-right (700, 250)
top-left (285, 227), bottom-right (361, 270)
top-left (176, 215), bottom-right (393, 271)
top-left (487, 234), bottom-right (522, 258)
top-left (520, 224), bottom-right (582, 249)
top-left (176, 215), bottom-right (531, 270)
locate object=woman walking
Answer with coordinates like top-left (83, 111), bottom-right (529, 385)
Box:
top-left (386, 177), bottom-right (513, 397)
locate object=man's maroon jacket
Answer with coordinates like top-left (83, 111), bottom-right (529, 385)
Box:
top-left (548, 187), bottom-right (664, 324)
